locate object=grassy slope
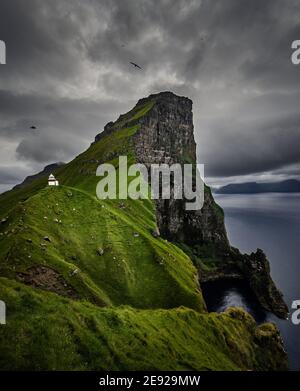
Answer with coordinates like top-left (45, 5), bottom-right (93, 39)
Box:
top-left (0, 98), bottom-right (285, 370)
top-left (0, 98), bottom-right (203, 312)
top-left (0, 185), bottom-right (203, 311)
top-left (0, 278), bottom-right (285, 371)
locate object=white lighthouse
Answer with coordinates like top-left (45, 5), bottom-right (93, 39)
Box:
top-left (48, 173), bottom-right (59, 186)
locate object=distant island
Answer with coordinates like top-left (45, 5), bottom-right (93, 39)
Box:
top-left (214, 179), bottom-right (300, 194)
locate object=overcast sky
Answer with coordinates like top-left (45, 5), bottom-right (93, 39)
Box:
top-left (0, 0), bottom-right (300, 192)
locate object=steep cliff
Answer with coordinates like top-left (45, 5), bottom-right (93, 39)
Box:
top-left (132, 93), bottom-right (228, 245)
top-left (124, 91), bottom-right (287, 319)
top-left (0, 91), bottom-right (288, 370)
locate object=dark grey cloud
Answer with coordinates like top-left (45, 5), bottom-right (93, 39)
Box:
top-left (0, 88), bottom-right (129, 163)
top-left (0, 0), bottom-right (300, 190)
top-left (201, 112), bottom-right (300, 177)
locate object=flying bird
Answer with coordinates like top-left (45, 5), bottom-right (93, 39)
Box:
top-left (130, 62), bottom-right (142, 70)
top-left (30, 126), bottom-right (37, 129)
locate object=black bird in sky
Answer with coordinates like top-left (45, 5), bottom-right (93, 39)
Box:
top-left (30, 126), bottom-right (37, 129)
top-left (130, 62), bottom-right (142, 70)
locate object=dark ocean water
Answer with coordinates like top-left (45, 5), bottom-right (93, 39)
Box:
top-left (202, 193), bottom-right (300, 370)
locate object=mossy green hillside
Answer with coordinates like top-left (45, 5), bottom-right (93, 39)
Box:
top-left (0, 99), bottom-right (156, 219)
top-left (0, 278), bottom-right (286, 371)
top-left (0, 184), bottom-right (204, 311)
top-left (0, 94), bottom-right (287, 371)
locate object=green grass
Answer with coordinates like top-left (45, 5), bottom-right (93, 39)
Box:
top-left (110, 99), bottom-right (156, 130)
top-left (0, 278), bottom-right (286, 371)
top-left (0, 96), bottom-right (287, 371)
top-left (0, 96), bottom-right (204, 311)
top-left (0, 99), bottom-right (155, 219)
top-left (0, 184), bottom-right (204, 311)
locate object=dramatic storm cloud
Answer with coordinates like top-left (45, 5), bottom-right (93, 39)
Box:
top-left (0, 0), bottom-right (300, 191)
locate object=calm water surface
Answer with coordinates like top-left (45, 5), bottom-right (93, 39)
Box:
top-left (202, 193), bottom-right (300, 370)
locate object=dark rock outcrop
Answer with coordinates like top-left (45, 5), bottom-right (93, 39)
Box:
top-left (235, 248), bottom-right (288, 318)
top-left (17, 266), bottom-right (79, 299)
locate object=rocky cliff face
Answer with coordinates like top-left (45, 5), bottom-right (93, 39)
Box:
top-left (133, 92), bottom-right (228, 247)
top-left (128, 91), bottom-right (288, 319)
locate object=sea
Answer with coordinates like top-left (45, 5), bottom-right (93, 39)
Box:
top-left (201, 193), bottom-right (300, 370)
